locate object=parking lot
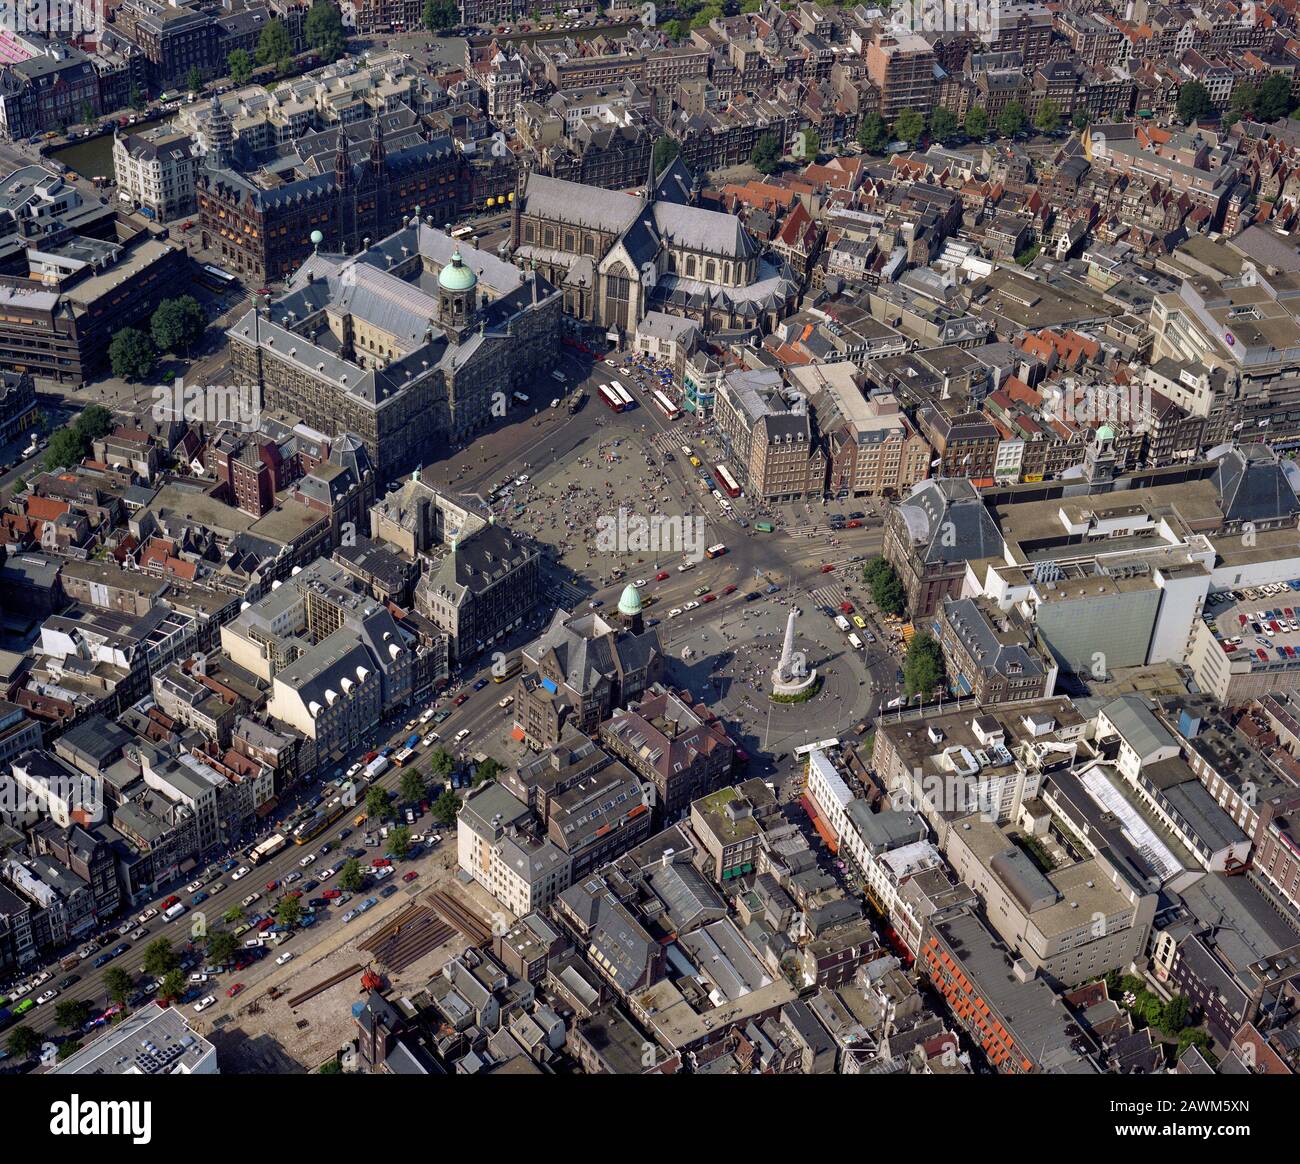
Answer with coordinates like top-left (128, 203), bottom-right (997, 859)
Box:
top-left (1207, 580), bottom-right (1300, 663)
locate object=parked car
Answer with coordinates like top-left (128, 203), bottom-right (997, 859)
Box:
top-left (193, 995), bottom-right (216, 1012)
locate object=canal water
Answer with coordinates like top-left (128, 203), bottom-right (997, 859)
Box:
top-left (49, 114), bottom-right (176, 180)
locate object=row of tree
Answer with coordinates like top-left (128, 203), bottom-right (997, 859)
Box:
top-left (108, 295), bottom-right (208, 383)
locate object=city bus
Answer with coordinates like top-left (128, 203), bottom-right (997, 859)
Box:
top-left (705, 543), bottom-right (727, 559)
top-left (598, 384), bottom-right (624, 412)
top-left (247, 833), bottom-right (287, 866)
top-left (714, 463), bottom-right (742, 499)
top-left (652, 389), bottom-right (680, 420)
top-left (450, 224), bottom-right (474, 240)
top-left (197, 264), bottom-right (238, 291)
top-left (292, 804), bottom-right (347, 845)
top-left (612, 382), bottom-right (635, 410)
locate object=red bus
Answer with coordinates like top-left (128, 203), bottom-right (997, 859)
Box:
top-left (714, 464), bottom-right (741, 498)
top-left (652, 389), bottom-right (680, 420)
top-left (598, 384), bottom-right (624, 412)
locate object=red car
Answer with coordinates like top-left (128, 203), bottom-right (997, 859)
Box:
top-left (372, 858), bottom-right (393, 868)
top-left (723, 584), bottom-right (737, 595)
top-left (160, 895), bottom-right (179, 909)
top-left (655, 571), bottom-right (670, 581)
top-left (820, 564), bottom-right (835, 573)
top-left (322, 889), bottom-right (342, 899)
top-left (702, 593), bottom-right (717, 603)
top-left (847, 519), bottom-right (862, 528)
top-left (226, 983), bottom-right (245, 998)
top-left (402, 871), bottom-right (419, 883)
top-left (840, 601), bottom-right (854, 614)
top-left (265, 879), bottom-right (278, 892)
top-left (282, 889), bottom-right (303, 899)
top-left (454, 693), bottom-right (469, 706)
top-left (256, 918), bottom-right (274, 931)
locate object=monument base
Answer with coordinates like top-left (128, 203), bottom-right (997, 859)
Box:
top-left (770, 668), bottom-right (818, 698)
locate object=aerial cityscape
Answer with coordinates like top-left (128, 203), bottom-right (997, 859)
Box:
top-left (0, 0), bottom-right (1294, 1111)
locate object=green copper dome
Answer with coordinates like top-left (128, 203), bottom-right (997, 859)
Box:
top-left (617, 584), bottom-right (643, 617)
top-left (1096, 424), bottom-right (1116, 442)
top-left (438, 248), bottom-right (477, 293)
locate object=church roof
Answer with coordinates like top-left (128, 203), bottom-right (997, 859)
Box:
top-left (521, 172), bottom-right (643, 234)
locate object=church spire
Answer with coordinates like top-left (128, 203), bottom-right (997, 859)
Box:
top-left (334, 125), bottom-right (351, 190)
top-left (369, 107), bottom-right (385, 173)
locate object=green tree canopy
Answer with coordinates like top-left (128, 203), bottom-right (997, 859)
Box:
top-left (207, 929), bottom-right (239, 964)
top-left (306, 0), bottom-right (346, 62)
top-left (399, 767), bottom-right (428, 805)
top-left (892, 108), bottom-right (925, 146)
top-left (1033, 98), bottom-right (1062, 135)
top-left (1071, 108), bottom-right (1089, 132)
top-left (142, 938), bottom-right (178, 978)
top-left (423, 0), bottom-right (458, 30)
top-left (151, 295), bottom-right (207, 356)
top-left (431, 789), bottom-right (461, 826)
top-left (276, 895), bottom-right (304, 928)
top-left (750, 131), bottom-right (781, 174)
top-left (652, 135), bottom-right (679, 176)
top-left (929, 107), bottom-right (958, 143)
top-left (386, 825), bottom-right (412, 859)
top-left (104, 967), bottom-right (134, 1005)
top-left (903, 631), bottom-right (946, 699)
top-left (1257, 74), bottom-right (1293, 122)
top-left (857, 112), bottom-right (887, 152)
top-left (863, 556), bottom-right (906, 617)
top-left (6, 1025), bottom-right (40, 1059)
top-left (964, 105), bottom-right (989, 139)
top-left (429, 747), bottom-right (454, 778)
top-left (473, 756), bottom-right (502, 787)
top-left (796, 126), bottom-right (820, 160)
top-left (159, 969), bottom-right (185, 1002)
top-left (690, 3), bottom-right (722, 29)
top-left (186, 66), bottom-right (204, 94)
top-left (223, 905), bottom-right (246, 925)
top-left (996, 102), bottom-right (1026, 138)
top-left (56, 1038), bottom-right (83, 1061)
top-left (108, 326), bottom-right (156, 383)
top-left (365, 785), bottom-right (393, 822)
top-left (256, 20), bottom-right (293, 67)
top-left (339, 857), bottom-right (366, 893)
top-left (54, 999), bottom-right (91, 1031)
top-left (228, 49), bottom-right (252, 85)
top-left (1176, 81), bottom-right (1213, 124)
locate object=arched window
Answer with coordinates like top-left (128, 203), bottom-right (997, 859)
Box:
top-left (686, 255), bottom-right (696, 277)
top-left (604, 262), bottom-right (632, 331)
top-left (705, 259), bottom-right (716, 282)
top-left (543, 226), bottom-right (554, 247)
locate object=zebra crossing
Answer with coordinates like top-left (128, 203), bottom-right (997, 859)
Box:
top-left (544, 578), bottom-right (587, 610)
top-left (809, 582), bottom-right (851, 611)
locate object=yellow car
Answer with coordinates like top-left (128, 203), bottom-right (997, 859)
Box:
top-left (852, 615), bottom-right (867, 630)
top-left (689, 456), bottom-right (702, 467)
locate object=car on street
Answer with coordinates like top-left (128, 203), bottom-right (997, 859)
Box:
top-left (231, 866), bottom-right (249, 881)
top-left (655, 571), bottom-right (669, 581)
top-left (454, 693), bottom-right (469, 706)
top-left (299, 853), bottom-right (316, 867)
top-left (683, 600), bottom-right (700, 611)
top-left (191, 891), bottom-right (209, 906)
top-left (319, 867), bottom-right (337, 880)
top-left (322, 888), bottom-right (343, 899)
top-left (226, 983), bottom-right (245, 998)
top-left (130, 928), bottom-right (147, 941)
top-left (403, 871), bottom-right (419, 883)
top-left (275, 952), bottom-right (294, 966)
top-left (722, 584), bottom-right (737, 595)
top-left (265, 879), bottom-right (278, 892)
top-left (240, 892), bottom-right (261, 908)
top-left (58, 974), bottom-right (80, 990)
top-left (193, 995), bottom-right (216, 1012)
top-left (136, 908), bottom-right (158, 924)
top-left (473, 677), bottom-right (490, 690)
top-left (702, 593), bottom-right (717, 603)
top-left (35, 989), bottom-right (57, 1005)
top-left (381, 885), bottom-right (399, 898)
top-left (284, 871), bottom-right (301, 883)
top-left (186, 880), bottom-right (204, 894)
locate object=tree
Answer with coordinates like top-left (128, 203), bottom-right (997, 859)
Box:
top-left (129, 85), bottom-right (146, 112)
top-left (108, 326), bottom-right (156, 383)
top-left (740, 0), bottom-right (761, 10)
top-left (1071, 108), bottom-right (1089, 132)
top-left (256, 20), bottom-right (293, 68)
top-left (44, 427), bottom-right (87, 472)
top-left (893, 108), bottom-right (925, 146)
top-left (80, 100), bottom-right (94, 126)
top-left (902, 631), bottom-right (946, 699)
top-left (305, 1), bottom-right (346, 63)
top-left (399, 768), bottom-right (427, 805)
top-left (207, 929), bottom-right (239, 965)
top-left (1176, 81), bottom-right (1212, 124)
top-left (1033, 98), bottom-right (1061, 135)
top-left (652, 135), bottom-right (679, 177)
top-left (929, 107), bottom-right (958, 143)
top-left (159, 970), bottom-right (185, 1002)
top-left (54, 999), bottom-right (91, 1031)
top-left (104, 967), bottom-right (134, 1005)
top-left (863, 556), bottom-right (905, 617)
top-left (1159, 994), bottom-right (1191, 1036)
top-left (223, 905), bottom-right (245, 925)
top-left (386, 826), bottom-right (412, 859)
top-left (338, 857), bottom-right (366, 893)
top-left (690, 3), bottom-right (722, 29)
top-left (1229, 83), bottom-right (1258, 119)
top-left (142, 937), bottom-right (178, 977)
top-left (423, 0), bottom-right (458, 31)
top-left (796, 126), bottom-right (820, 160)
top-left (996, 102), bottom-right (1026, 139)
top-left (6, 1025), bottom-right (40, 1060)
top-left (473, 756), bottom-right (502, 787)
top-left (56, 1038), bottom-right (83, 1061)
top-left (151, 295), bottom-right (207, 356)
top-left (365, 785), bottom-right (393, 823)
top-left (857, 112), bottom-right (887, 153)
top-left (78, 403), bottom-right (113, 440)
top-left (432, 789), bottom-right (461, 826)
top-left (750, 131), bottom-right (781, 174)
top-left (964, 105), bottom-right (989, 139)
top-left (228, 49), bottom-right (253, 86)
top-left (429, 748), bottom-right (454, 779)
top-left (660, 18), bottom-right (685, 39)
top-left (185, 66), bottom-right (204, 94)
top-left (1257, 74), bottom-right (1293, 122)
top-left (276, 895), bottom-right (304, 928)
